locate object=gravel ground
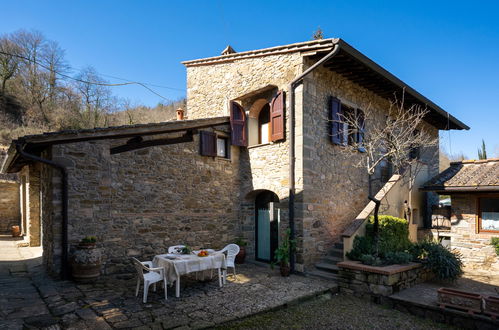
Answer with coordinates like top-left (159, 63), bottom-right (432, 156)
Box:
top-left (216, 293), bottom-right (456, 330)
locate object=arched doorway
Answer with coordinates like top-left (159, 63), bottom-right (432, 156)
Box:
top-left (255, 190), bottom-right (280, 262)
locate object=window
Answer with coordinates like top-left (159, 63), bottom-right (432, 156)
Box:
top-left (246, 91), bottom-right (285, 146)
top-left (200, 131), bottom-right (230, 159)
top-left (329, 96), bottom-right (365, 149)
top-left (479, 197), bottom-right (499, 232)
top-left (258, 104), bottom-right (270, 144)
top-left (216, 137), bottom-right (229, 158)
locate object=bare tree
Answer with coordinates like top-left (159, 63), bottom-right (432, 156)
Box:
top-left (0, 35), bottom-right (21, 94)
top-left (72, 67), bottom-right (115, 129)
top-left (332, 95), bottom-right (438, 254)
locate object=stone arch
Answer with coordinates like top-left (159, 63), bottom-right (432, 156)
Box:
top-left (248, 98), bottom-right (270, 119)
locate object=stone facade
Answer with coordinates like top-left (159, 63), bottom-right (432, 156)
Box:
top-left (6, 40), bottom-right (449, 276)
top-left (42, 124), bottom-right (242, 275)
top-left (0, 180), bottom-right (20, 234)
top-left (448, 194), bottom-right (499, 272)
top-left (184, 50), bottom-right (440, 270)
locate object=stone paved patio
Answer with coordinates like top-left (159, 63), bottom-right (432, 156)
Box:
top-left (0, 238), bottom-right (337, 329)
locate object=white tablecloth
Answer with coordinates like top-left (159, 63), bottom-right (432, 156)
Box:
top-left (153, 252), bottom-right (226, 283)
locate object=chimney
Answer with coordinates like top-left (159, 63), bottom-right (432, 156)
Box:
top-left (176, 108), bottom-right (185, 120)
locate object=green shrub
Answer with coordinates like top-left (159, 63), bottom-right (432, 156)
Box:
top-left (360, 254), bottom-right (383, 266)
top-left (491, 237), bottom-right (499, 255)
top-left (385, 251), bottom-right (413, 264)
top-left (346, 215), bottom-right (412, 265)
top-left (410, 241), bottom-right (463, 281)
top-left (366, 215), bottom-right (412, 254)
top-left (346, 235), bottom-right (373, 261)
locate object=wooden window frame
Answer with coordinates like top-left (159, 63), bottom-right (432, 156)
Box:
top-left (476, 194), bottom-right (499, 233)
top-left (329, 97), bottom-right (365, 150)
top-left (216, 136), bottom-right (230, 159)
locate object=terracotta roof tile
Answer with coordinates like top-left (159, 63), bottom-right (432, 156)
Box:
top-left (423, 159), bottom-right (499, 192)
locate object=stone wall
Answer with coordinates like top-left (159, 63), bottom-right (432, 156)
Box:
top-left (301, 58), bottom-right (440, 267)
top-left (47, 124), bottom-right (243, 275)
top-left (185, 51), bottom-right (440, 271)
top-left (186, 53), bottom-right (303, 119)
top-left (449, 194), bottom-right (499, 273)
top-left (185, 53), bottom-right (308, 270)
top-left (0, 180), bottom-right (20, 234)
top-left (338, 261), bottom-right (433, 299)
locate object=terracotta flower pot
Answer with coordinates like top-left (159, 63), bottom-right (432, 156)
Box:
top-left (71, 243), bottom-right (101, 282)
top-left (437, 287), bottom-right (482, 314)
top-left (235, 246), bottom-right (246, 264)
top-left (483, 295), bottom-right (499, 319)
top-left (280, 262), bottom-right (291, 277)
top-left (11, 226), bottom-right (21, 237)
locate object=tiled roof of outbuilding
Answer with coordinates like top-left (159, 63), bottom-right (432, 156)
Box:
top-left (422, 159), bottom-right (499, 192)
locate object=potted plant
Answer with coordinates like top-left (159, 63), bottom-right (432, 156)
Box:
top-left (71, 236), bottom-right (101, 282)
top-left (272, 229), bottom-right (296, 277)
top-left (234, 237), bottom-right (247, 264)
top-left (11, 225), bottom-right (21, 237)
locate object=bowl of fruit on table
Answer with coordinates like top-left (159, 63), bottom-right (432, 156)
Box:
top-left (197, 250), bottom-right (209, 257)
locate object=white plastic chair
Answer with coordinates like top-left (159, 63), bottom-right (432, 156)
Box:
top-left (168, 245), bottom-right (186, 254)
top-left (219, 244), bottom-right (240, 283)
top-left (131, 257), bottom-right (167, 303)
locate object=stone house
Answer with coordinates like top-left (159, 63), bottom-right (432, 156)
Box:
top-left (422, 159), bottom-right (499, 273)
top-left (1, 38), bottom-right (468, 278)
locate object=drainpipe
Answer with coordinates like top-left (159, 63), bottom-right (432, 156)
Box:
top-left (15, 142), bottom-right (69, 280)
top-left (288, 43), bottom-right (341, 272)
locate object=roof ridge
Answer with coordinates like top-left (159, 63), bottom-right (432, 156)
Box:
top-left (450, 158), bottom-right (499, 165)
top-left (182, 38), bottom-right (338, 66)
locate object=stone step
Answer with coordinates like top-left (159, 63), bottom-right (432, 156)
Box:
top-left (321, 256), bottom-right (343, 264)
top-left (328, 248), bottom-right (343, 258)
top-left (334, 242), bottom-right (344, 250)
top-left (307, 269), bottom-right (339, 281)
top-left (315, 263), bottom-right (340, 273)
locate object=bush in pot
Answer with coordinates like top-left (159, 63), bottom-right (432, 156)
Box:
top-left (272, 229), bottom-right (296, 276)
top-left (234, 237), bottom-right (247, 264)
top-left (71, 236), bottom-right (101, 282)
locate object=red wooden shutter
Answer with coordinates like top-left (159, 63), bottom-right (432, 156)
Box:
top-left (230, 101), bottom-right (247, 146)
top-left (329, 97), bottom-right (342, 145)
top-left (200, 131), bottom-right (217, 156)
top-left (270, 90), bottom-right (285, 142)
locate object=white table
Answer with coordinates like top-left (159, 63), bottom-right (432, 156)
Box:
top-left (153, 252), bottom-right (226, 297)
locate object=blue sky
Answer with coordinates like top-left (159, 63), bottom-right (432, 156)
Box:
top-left (2, 0), bottom-right (498, 158)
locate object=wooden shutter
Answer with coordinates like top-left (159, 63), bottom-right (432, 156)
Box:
top-left (329, 97), bottom-right (342, 145)
top-left (230, 101), bottom-right (247, 146)
top-left (357, 109), bottom-right (365, 144)
top-left (200, 131), bottom-right (217, 156)
top-left (270, 90), bottom-right (285, 142)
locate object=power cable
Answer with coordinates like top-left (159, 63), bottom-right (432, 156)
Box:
top-left (0, 51), bottom-right (184, 101)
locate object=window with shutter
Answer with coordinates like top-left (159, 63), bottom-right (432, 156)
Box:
top-left (200, 131), bottom-right (217, 156)
top-left (357, 109), bottom-right (366, 151)
top-left (230, 101), bottom-right (247, 146)
top-left (329, 97), bottom-right (342, 145)
top-left (270, 90), bottom-right (285, 142)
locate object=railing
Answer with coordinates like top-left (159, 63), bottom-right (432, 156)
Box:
top-left (341, 174), bottom-right (402, 258)
top-left (342, 164), bottom-right (431, 258)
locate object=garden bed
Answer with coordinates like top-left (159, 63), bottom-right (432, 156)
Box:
top-left (337, 260), bottom-right (433, 299)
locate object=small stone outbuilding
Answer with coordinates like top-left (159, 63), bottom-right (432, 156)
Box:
top-left (422, 159), bottom-right (499, 272)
